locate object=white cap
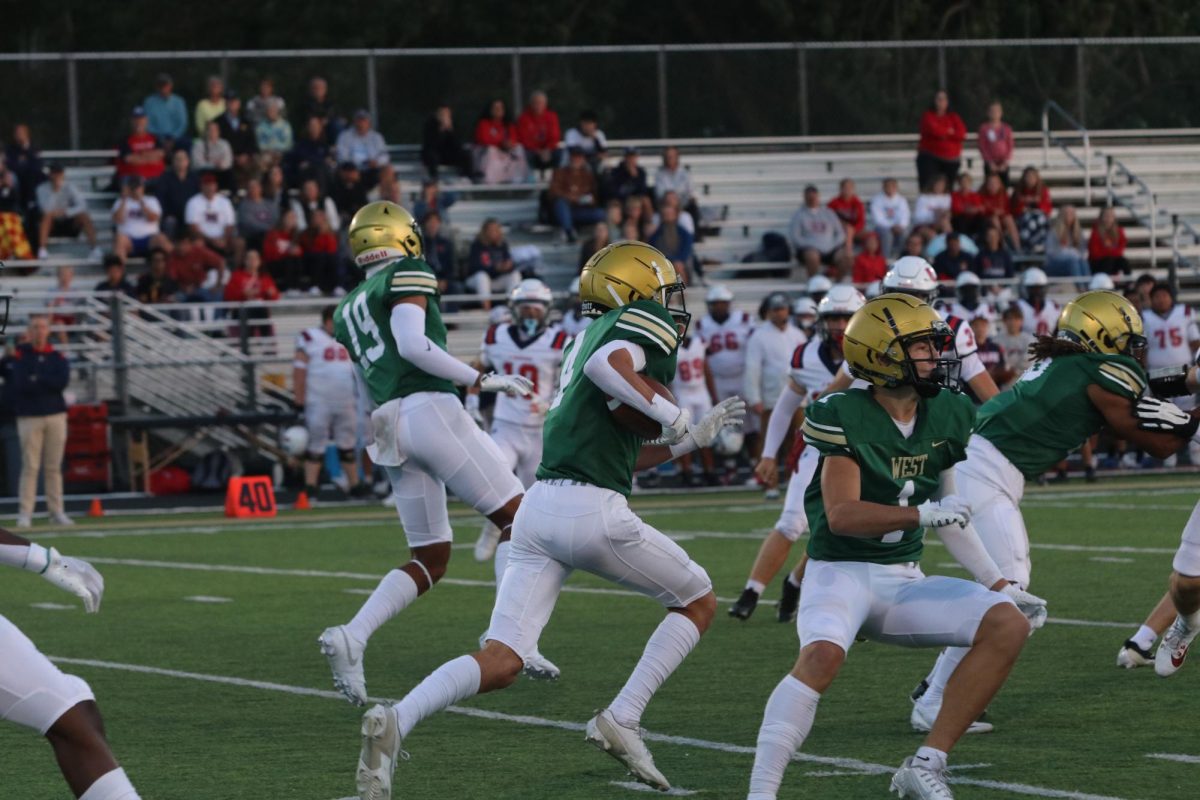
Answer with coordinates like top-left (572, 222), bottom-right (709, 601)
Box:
top-left (792, 296), bottom-right (819, 317)
top-left (955, 270), bottom-right (982, 288)
top-left (818, 284), bottom-right (866, 316)
top-left (806, 274), bottom-right (833, 295)
top-left (509, 277), bottom-right (553, 306)
top-left (1022, 267), bottom-right (1049, 287)
top-left (705, 284), bottom-right (734, 303)
top-left (1088, 272), bottom-right (1115, 291)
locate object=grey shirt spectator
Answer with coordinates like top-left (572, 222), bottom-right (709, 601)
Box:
top-left (36, 179), bottom-right (87, 218)
top-left (789, 187), bottom-right (846, 256)
top-left (335, 112), bottom-right (389, 171)
top-left (237, 179), bottom-right (280, 247)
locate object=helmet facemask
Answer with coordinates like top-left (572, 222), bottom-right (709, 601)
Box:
top-left (661, 281), bottom-right (691, 339)
top-left (514, 301), bottom-right (548, 339)
top-left (818, 313), bottom-right (852, 348)
top-left (892, 325), bottom-right (961, 398)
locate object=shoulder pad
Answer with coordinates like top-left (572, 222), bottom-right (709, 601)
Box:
top-left (484, 324), bottom-right (500, 345)
top-left (791, 341), bottom-right (810, 369)
top-left (551, 330), bottom-right (569, 350)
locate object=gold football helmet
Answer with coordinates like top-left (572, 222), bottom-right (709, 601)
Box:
top-left (579, 241), bottom-right (690, 334)
top-left (348, 201), bottom-right (423, 270)
top-left (843, 293), bottom-right (959, 396)
top-left (1056, 290), bottom-right (1147, 360)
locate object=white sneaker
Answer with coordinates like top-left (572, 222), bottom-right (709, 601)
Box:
top-left (764, 488), bottom-right (781, 500)
top-left (50, 512), bottom-right (74, 526)
top-left (1120, 451), bottom-right (1141, 469)
top-left (37, 247), bottom-right (49, 259)
top-left (356, 704), bottom-right (406, 800)
top-left (890, 756), bottom-right (954, 799)
top-left (523, 649), bottom-right (561, 681)
top-left (1156, 614), bottom-right (1200, 677)
top-left (910, 699), bottom-right (993, 734)
top-left (473, 522), bottom-right (501, 562)
top-left (333, 474), bottom-right (351, 493)
top-left (585, 708), bottom-right (670, 791)
top-left (1164, 454), bottom-right (1179, 468)
top-left (15, 515), bottom-right (31, 529)
top-left (318, 625), bottom-right (368, 705)
top-left (1116, 639), bottom-right (1154, 669)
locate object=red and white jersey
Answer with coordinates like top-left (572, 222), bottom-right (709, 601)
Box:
top-left (480, 324), bottom-right (570, 427)
top-left (295, 326), bottom-right (355, 400)
top-left (560, 308), bottom-right (592, 337)
top-left (672, 336), bottom-right (710, 401)
top-left (695, 311), bottom-right (754, 380)
top-left (1016, 298), bottom-right (1060, 338)
top-left (940, 299), bottom-right (997, 326)
top-left (941, 313), bottom-right (986, 383)
top-left (1144, 304), bottom-right (1200, 369)
top-left (787, 337), bottom-right (842, 400)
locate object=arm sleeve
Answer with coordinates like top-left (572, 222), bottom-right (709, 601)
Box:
top-left (0, 543), bottom-right (50, 572)
top-left (933, 469), bottom-right (1004, 586)
top-left (763, 380), bottom-right (805, 457)
top-left (582, 340), bottom-right (682, 426)
top-left (742, 335), bottom-right (763, 405)
top-left (390, 303), bottom-right (481, 387)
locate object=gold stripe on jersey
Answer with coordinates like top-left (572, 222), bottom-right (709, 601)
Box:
top-left (1098, 363), bottom-right (1142, 395)
top-left (615, 321), bottom-right (672, 353)
top-left (623, 307), bottom-right (679, 346)
top-left (801, 418), bottom-right (848, 446)
top-left (1102, 361), bottom-right (1146, 392)
top-left (390, 271), bottom-right (438, 293)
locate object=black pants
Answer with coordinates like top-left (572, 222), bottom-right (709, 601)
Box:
top-left (916, 152), bottom-right (960, 192)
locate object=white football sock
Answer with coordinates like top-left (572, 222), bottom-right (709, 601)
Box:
top-left (920, 646), bottom-right (969, 710)
top-left (745, 579), bottom-right (765, 595)
top-left (394, 655), bottom-right (481, 739)
top-left (80, 767), bottom-right (141, 800)
top-left (608, 612), bottom-right (700, 728)
top-left (1132, 624), bottom-right (1158, 651)
top-left (785, 572), bottom-right (802, 590)
top-left (914, 746), bottom-right (948, 772)
top-left (747, 675), bottom-right (820, 800)
top-left (345, 569), bottom-right (420, 645)
top-left (493, 540), bottom-right (511, 594)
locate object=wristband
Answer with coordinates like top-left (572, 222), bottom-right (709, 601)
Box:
top-left (647, 393), bottom-right (683, 427)
top-left (669, 433), bottom-right (698, 458)
top-left (0, 543), bottom-right (50, 573)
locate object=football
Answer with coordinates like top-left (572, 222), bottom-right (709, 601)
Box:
top-left (608, 377), bottom-right (675, 439)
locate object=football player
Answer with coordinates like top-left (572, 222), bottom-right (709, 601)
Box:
top-left (0, 526), bottom-right (142, 799)
top-left (729, 285), bottom-right (864, 622)
top-left (352, 242), bottom-right (745, 798)
top-left (318, 201), bottom-right (534, 706)
top-left (910, 291), bottom-right (1187, 730)
top-left (746, 294), bottom-right (1044, 800)
top-left (940, 270), bottom-right (995, 325)
top-left (696, 283), bottom-right (756, 449)
top-left (559, 276), bottom-right (591, 337)
top-left (1015, 267), bottom-right (1060, 337)
top-left (671, 325), bottom-right (719, 486)
top-left (293, 306), bottom-right (369, 499)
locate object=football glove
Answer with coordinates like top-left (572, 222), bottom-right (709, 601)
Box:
top-left (464, 393), bottom-right (485, 429)
top-left (918, 496), bottom-right (970, 529)
top-left (1148, 366), bottom-right (1193, 399)
top-left (479, 372), bottom-right (534, 398)
top-left (656, 408), bottom-right (692, 446)
top-left (1134, 396), bottom-right (1200, 438)
top-left (688, 397), bottom-right (747, 448)
top-left (42, 547), bottom-right (105, 613)
top-left (1000, 583), bottom-right (1048, 630)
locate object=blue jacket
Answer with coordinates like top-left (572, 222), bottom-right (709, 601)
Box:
top-left (143, 92), bottom-right (189, 141)
top-left (2, 343), bottom-right (69, 417)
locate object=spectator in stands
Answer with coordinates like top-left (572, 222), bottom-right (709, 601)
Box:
top-left (563, 110), bottom-right (607, 172)
top-left (744, 291), bottom-right (807, 461)
top-left (994, 304), bottom-right (1034, 385)
top-left (1088, 206), bottom-right (1130, 276)
top-left (47, 264), bottom-right (85, 344)
top-left (789, 184), bottom-right (846, 276)
top-left (246, 77), bottom-right (286, 127)
top-left (190, 120), bottom-right (235, 192)
top-left (290, 178), bottom-right (340, 232)
top-left (0, 158), bottom-right (32, 261)
top-left (420, 211), bottom-right (461, 298)
top-left (931, 232), bottom-right (972, 280)
top-left (902, 232), bottom-right (925, 258)
top-left (112, 175), bottom-right (169, 260)
top-left (5, 314), bottom-right (71, 527)
top-left (978, 101), bottom-right (1014, 187)
top-left (917, 89), bottom-right (966, 190)
top-left (223, 249), bottom-right (279, 336)
top-left (411, 178), bottom-right (455, 224)
top-left (421, 103), bottom-right (470, 180)
top-left (828, 178), bottom-right (866, 257)
top-left (1044, 205), bottom-right (1090, 286)
top-left (950, 172), bottom-right (986, 238)
top-left (194, 75), bottom-right (226, 137)
top-left (136, 247), bottom-right (180, 304)
top-left (654, 146), bottom-right (701, 232)
top-left (35, 164), bottom-right (100, 260)
top-left (549, 147), bottom-right (604, 243)
top-left (466, 218), bottom-right (520, 309)
top-left (287, 116), bottom-right (334, 193)
top-left (1010, 166), bottom-right (1053, 253)
top-left (255, 102), bottom-right (293, 170)
top-left (117, 107), bottom-right (166, 188)
top-left (184, 171), bottom-right (237, 257)
top-left (262, 208), bottom-right (304, 292)
top-left (606, 147), bottom-right (652, 213)
top-left (603, 198), bottom-right (624, 241)
top-left (517, 90), bottom-right (561, 174)
top-left (143, 73), bottom-right (188, 153)
top-left (237, 178), bottom-right (279, 253)
top-left (647, 201), bottom-right (693, 285)
top-left (367, 163), bottom-right (402, 204)
top-left (852, 231), bottom-right (887, 283)
top-left (298, 208), bottom-right (340, 294)
top-left (651, 190), bottom-right (695, 233)
top-left (925, 222), bottom-right (979, 263)
top-left (578, 220), bottom-right (611, 270)
top-left (472, 100), bottom-right (526, 185)
top-left (622, 196), bottom-right (653, 241)
top-left (298, 76), bottom-right (342, 143)
top-left (869, 177), bottom-right (910, 258)
top-left (1133, 272), bottom-right (1156, 308)
top-left (336, 110), bottom-right (389, 188)
top-left (620, 217), bottom-right (643, 243)
top-left (5, 123), bottom-right (43, 212)
top-left (156, 149), bottom-right (199, 240)
top-left (262, 164), bottom-right (287, 211)
top-left (329, 162), bottom-right (368, 221)
top-left (165, 231), bottom-right (223, 302)
top-left (979, 171), bottom-right (1020, 249)
top-left (974, 225), bottom-right (1015, 283)
top-left (218, 92), bottom-right (260, 188)
top-left (95, 253), bottom-right (135, 296)
top-left (912, 174), bottom-right (952, 239)
top-left (970, 315), bottom-right (1013, 388)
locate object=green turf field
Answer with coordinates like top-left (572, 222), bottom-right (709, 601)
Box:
top-left (3, 477), bottom-right (1199, 799)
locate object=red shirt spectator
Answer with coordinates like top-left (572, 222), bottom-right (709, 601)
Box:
top-left (298, 226), bottom-right (338, 255)
top-left (979, 175), bottom-right (1011, 218)
top-left (978, 104), bottom-right (1014, 172)
top-left (516, 94), bottom-right (561, 153)
top-left (827, 187), bottom-right (865, 235)
top-left (1088, 215), bottom-right (1127, 261)
top-left (951, 186), bottom-right (984, 218)
top-left (117, 107), bottom-right (166, 182)
top-left (1009, 182), bottom-right (1052, 216)
top-left (474, 101), bottom-right (518, 149)
top-left (852, 233), bottom-right (887, 283)
top-left (918, 103), bottom-right (967, 161)
top-left (167, 235), bottom-right (224, 291)
top-left (224, 257), bottom-right (280, 302)
top-left (263, 214), bottom-right (302, 265)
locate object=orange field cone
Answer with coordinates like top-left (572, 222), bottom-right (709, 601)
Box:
top-left (295, 490), bottom-right (311, 511)
top-left (87, 497), bottom-right (104, 517)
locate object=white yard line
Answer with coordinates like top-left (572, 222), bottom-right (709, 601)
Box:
top-left (45, 656), bottom-right (1133, 800)
top-left (609, 781), bottom-right (698, 795)
top-left (1146, 753), bottom-right (1200, 764)
top-left (1089, 557), bottom-right (1137, 564)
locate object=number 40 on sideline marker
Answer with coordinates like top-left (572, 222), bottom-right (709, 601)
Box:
top-left (224, 476), bottom-right (277, 518)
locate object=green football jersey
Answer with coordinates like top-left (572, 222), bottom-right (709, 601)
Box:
top-left (333, 257), bottom-right (456, 405)
top-left (537, 300), bottom-right (680, 496)
top-left (803, 387), bottom-right (975, 564)
top-left (974, 353), bottom-right (1147, 480)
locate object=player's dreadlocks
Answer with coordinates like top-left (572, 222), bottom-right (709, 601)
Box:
top-left (1030, 335), bottom-right (1090, 361)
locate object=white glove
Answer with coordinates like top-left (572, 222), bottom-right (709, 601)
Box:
top-left (688, 397), bottom-right (748, 448)
top-left (1000, 583), bottom-right (1048, 630)
top-left (917, 496), bottom-right (970, 529)
top-left (42, 547), bottom-right (105, 613)
top-left (656, 408), bottom-right (692, 446)
top-left (479, 372), bottom-right (534, 398)
top-left (464, 393), bottom-right (485, 429)
top-left (1134, 396), bottom-right (1200, 438)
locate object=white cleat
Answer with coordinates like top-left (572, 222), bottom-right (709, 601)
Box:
top-left (1156, 614), bottom-right (1200, 678)
top-left (319, 625), bottom-right (368, 705)
top-left (891, 756), bottom-right (954, 799)
top-left (356, 704), bottom-right (406, 800)
top-left (1116, 639), bottom-right (1154, 669)
top-left (585, 708), bottom-right (670, 791)
top-left (523, 650), bottom-right (561, 681)
top-left (910, 700), bottom-right (993, 734)
top-left (474, 522), bottom-right (501, 562)
top-left (50, 512), bottom-right (74, 526)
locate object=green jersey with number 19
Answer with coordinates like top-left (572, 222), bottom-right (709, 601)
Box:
top-left (333, 257), bottom-right (456, 405)
top-left (803, 386), bottom-right (975, 564)
top-left (537, 299), bottom-right (680, 496)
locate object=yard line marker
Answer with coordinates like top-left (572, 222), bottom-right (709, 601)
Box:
top-left (31, 602), bottom-right (75, 611)
top-left (1146, 753), bottom-right (1200, 764)
top-left (610, 781), bottom-right (698, 795)
top-left (184, 595), bottom-right (234, 603)
top-left (44, 656), bottom-right (1134, 800)
top-left (1089, 557), bottom-right (1136, 564)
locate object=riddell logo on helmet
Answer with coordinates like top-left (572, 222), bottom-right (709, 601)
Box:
top-left (358, 248), bottom-right (398, 264)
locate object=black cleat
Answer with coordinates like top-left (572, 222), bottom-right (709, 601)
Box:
top-left (349, 483), bottom-right (374, 499)
top-left (728, 588), bottom-right (760, 620)
top-left (777, 578), bottom-right (801, 623)
top-left (910, 678), bottom-right (930, 703)
top-left (1085, 466), bottom-right (1098, 483)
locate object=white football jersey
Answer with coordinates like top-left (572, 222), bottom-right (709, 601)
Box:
top-left (941, 299), bottom-right (997, 326)
top-left (695, 311), bottom-right (754, 380)
top-left (940, 312), bottom-right (986, 384)
top-left (295, 326), bottom-right (355, 400)
top-left (480, 323), bottom-right (569, 427)
top-left (1144, 304), bottom-right (1200, 369)
top-left (672, 336), bottom-right (709, 400)
top-left (560, 308), bottom-right (592, 337)
top-left (786, 337), bottom-right (842, 400)
top-left (1016, 298), bottom-right (1060, 337)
